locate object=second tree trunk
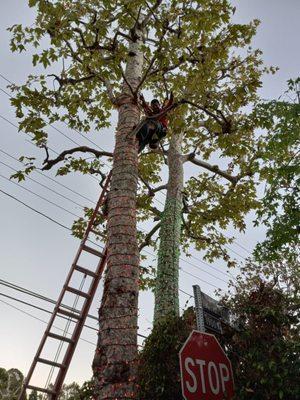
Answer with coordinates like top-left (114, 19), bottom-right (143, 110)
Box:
top-left (154, 132), bottom-right (184, 323)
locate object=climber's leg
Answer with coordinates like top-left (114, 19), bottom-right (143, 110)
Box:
top-left (149, 122), bottom-right (166, 149)
top-left (136, 122), bottom-right (150, 153)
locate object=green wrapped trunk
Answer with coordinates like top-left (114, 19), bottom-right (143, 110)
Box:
top-left (154, 132), bottom-right (184, 323)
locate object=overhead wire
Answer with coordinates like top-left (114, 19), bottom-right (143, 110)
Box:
top-left (0, 159), bottom-right (86, 209)
top-left (0, 279), bottom-right (98, 322)
top-left (0, 75), bottom-right (112, 169)
top-left (0, 173), bottom-right (81, 219)
top-left (0, 188), bottom-right (72, 231)
top-left (0, 188), bottom-right (103, 251)
top-left (0, 112), bottom-right (102, 186)
top-left (0, 148), bottom-right (95, 204)
top-left (0, 280), bottom-right (148, 340)
top-left (0, 297), bottom-right (96, 346)
top-left (0, 187), bottom-right (224, 292)
top-left (0, 178), bottom-right (226, 292)
top-left (0, 175), bottom-right (232, 289)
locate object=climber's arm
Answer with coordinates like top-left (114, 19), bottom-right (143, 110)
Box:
top-left (139, 94), bottom-right (152, 115)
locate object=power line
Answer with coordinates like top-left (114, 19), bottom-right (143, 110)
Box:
top-left (0, 187), bottom-right (201, 297)
top-left (0, 291), bottom-right (97, 333)
top-left (0, 188), bottom-right (72, 231)
top-left (0, 140), bottom-right (231, 288)
top-left (180, 254), bottom-right (235, 282)
top-left (142, 245), bottom-right (232, 283)
top-left (180, 268), bottom-right (225, 289)
top-left (0, 160), bottom-right (86, 209)
top-left (0, 279), bottom-right (148, 339)
top-left (0, 297), bottom-right (96, 346)
top-left (0, 112), bottom-right (101, 185)
top-left (1, 186), bottom-right (219, 327)
top-left (0, 279), bottom-right (98, 323)
top-left (224, 243), bottom-right (252, 260)
top-left (0, 173), bottom-right (81, 219)
top-left (0, 148), bottom-right (95, 204)
top-left (0, 186), bottom-right (102, 252)
top-left (0, 113), bottom-right (59, 156)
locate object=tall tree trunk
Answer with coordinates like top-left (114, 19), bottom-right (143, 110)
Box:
top-left (92, 30), bottom-right (143, 400)
top-left (154, 132), bottom-right (184, 323)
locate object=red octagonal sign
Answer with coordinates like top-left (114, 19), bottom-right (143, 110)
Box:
top-left (179, 331), bottom-right (234, 400)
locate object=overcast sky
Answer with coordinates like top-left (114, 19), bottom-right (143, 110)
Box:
top-left (0, 0), bottom-right (299, 390)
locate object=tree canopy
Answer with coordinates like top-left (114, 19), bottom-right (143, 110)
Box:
top-left (8, 0), bottom-right (274, 268)
top-left (254, 78), bottom-right (300, 265)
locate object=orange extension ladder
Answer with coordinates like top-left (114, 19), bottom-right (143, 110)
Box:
top-left (18, 171), bottom-right (112, 400)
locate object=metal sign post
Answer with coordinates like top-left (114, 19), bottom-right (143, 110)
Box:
top-left (193, 285), bottom-right (205, 332)
top-left (193, 285), bottom-right (230, 335)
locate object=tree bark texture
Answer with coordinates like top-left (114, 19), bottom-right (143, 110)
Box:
top-left (92, 30), bottom-right (144, 400)
top-left (154, 132), bottom-right (184, 323)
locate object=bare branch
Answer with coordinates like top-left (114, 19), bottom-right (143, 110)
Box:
top-left (135, 28), bottom-right (167, 94)
top-left (42, 145), bottom-right (50, 164)
top-left (111, 30), bottom-right (132, 49)
top-left (48, 73), bottom-right (96, 86)
top-left (185, 153), bottom-right (238, 184)
top-left (149, 205), bottom-right (162, 219)
top-left (139, 222), bottom-right (161, 251)
top-left (63, 39), bottom-right (84, 64)
top-left (141, 0), bottom-right (163, 28)
top-left (72, 26), bottom-right (88, 47)
top-left (182, 215), bottom-right (232, 262)
top-left (42, 146), bottom-right (113, 171)
top-left (135, 52), bottom-right (158, 94)
top-left (139, 175), bottom-right (167, 196)
top-left (120, 66), bottom-right (136, 99)
top-left (62, 40), bottom-right (117, 105)
top-left (181, 99), bottom-right (223, 125)
top-left (89, 167), bottom-right (107, 188)
top-left (181, 215), bottom-right (211, 243)
top-left (149, 54), bottom-right (186, 76)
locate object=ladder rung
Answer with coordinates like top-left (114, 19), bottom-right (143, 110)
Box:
top-left (57, 307), bottom-right (81, 320)
top-left (74, 265), bottom-right (97, 278)
top-left (47, 332), bottom-right (75, 344)
top-left (27, 385), bottom-right (57, 395)
top-left (65, 286), bottom-right (91, 298)
top-left (82, 244), bottom-right (103, 258)
top-left (36, 358), bottom-right (66, 369)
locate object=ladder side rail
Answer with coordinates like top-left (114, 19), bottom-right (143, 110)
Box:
top-left (19, 243), bottom-right (85, 400)
top-left (51, 247), bottom-right (108, 399)
top-left (82, 170), bottom-right (112, 241)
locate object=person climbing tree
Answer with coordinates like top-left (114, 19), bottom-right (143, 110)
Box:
top-left (137, 93), bottom-right (174, 152)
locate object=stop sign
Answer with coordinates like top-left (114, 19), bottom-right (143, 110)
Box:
top-left (179, 330), bottom-right (234, 400)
